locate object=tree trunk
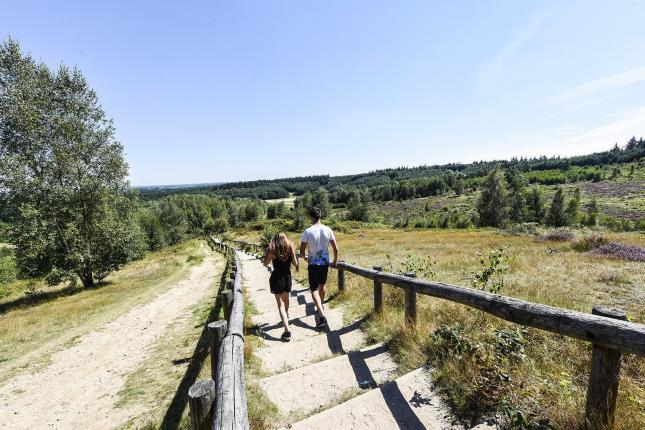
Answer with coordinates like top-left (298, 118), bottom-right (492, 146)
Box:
top-left (79, 270), bottom-right (95, 288)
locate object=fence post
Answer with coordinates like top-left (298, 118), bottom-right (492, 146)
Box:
top-left (373, 266), bottom-right (383, 314)
top-left (337, 261), bottom-right (345, 292)
top-left (222, 280), bottom-right (234, 321)
top-left (188, 378), bottom-right (216, 430)
top-left (229, 271), bottom-right (235, 280)
top-left (403, 272), bottom-right (417, 326)
top-left (585, 306), bottom-right (627, 430)
top-left (207, 319), bottom-right (227, 379)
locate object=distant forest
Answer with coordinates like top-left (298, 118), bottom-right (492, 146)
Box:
top-left (140, 139), bottom-right (645, 202)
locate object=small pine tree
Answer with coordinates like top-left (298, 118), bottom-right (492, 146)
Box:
top-left (565, 187), bottom-right (581, 225)
top-left (583, 197), bottom-right (599, 226)
top-left (527, 187), bottom-right (546, 223)
top-left (546, 187), bottom-right (567, 227)
top-left (506, 168), bottom-right (528, 223)
top-left (476, 167), bottom-right (509, 227)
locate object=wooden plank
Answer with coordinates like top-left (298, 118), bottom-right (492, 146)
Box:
top-left (403, 272), bottom-right (417, 326)
top-left (337, 263), bottom-right (645, 355)
top-left (232, 335), bottom-right (250, 429)
top-left (213, 336), bottom-right (234, 430)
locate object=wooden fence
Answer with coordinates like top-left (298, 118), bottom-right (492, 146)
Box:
top-left (335, 261), bottom-right (645, 429)
top-left (188, 237), bottom-right (249, 430)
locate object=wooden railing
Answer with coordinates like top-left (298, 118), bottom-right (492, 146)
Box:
top-left (336, 261), bottom-right (645, 429)
top-left (188, 237), bottom-right (249, 430)
top-left (231, 240), bottom-right (262, 254)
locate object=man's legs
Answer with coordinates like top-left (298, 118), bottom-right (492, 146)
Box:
top-left (311, 286), bottom-right (326, 318)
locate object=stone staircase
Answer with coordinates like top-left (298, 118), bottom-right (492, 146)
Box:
top-left (238, 251), bottom-right (491, 430)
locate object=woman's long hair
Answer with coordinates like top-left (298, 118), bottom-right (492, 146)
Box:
top-left (269, 233), bottom-right (292, 262)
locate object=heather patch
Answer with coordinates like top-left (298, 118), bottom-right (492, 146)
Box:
top-left (588, 242), bottom-right (645, 262)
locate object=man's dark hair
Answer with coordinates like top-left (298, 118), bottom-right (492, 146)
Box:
top-left (307, 206), bottom-right (322, 221)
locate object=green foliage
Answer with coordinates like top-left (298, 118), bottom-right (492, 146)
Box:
top-left (0, 222), bottom-right (10, 242)
top-left (0, 38), bottom-right (145, 287)
top-left (384, 253), bottom-right (436, 279)
top-left (506, 168), bottom-right (528, 223)
top-left (571, 233), bottom-right (608, 252)
top-left (472, 247), bottom-right (510, 293)
top-left (565, 187), bottom-right (580, 225)
top-left (0, 247), bottom-right (17, 286)
top-left (500, 399), bottom-right (554, 430)
top-left (346, 189), bottom-right (371, 222)
top-left (477, 167), bottom-right (509, 227)
top-left (546, 188), bottom-right (567, 227)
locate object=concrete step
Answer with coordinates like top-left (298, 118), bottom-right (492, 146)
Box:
top-left (251, 307), bottom-right (347, 342)
top-left (259, 343), bottom-right (397, 418)
top-left (285, 367), bottom-right (468, 430)
top-left (255, 318), bottom-right (367, 375)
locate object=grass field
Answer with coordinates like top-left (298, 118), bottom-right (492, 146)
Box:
top-left (0, 239), bottom-right (211, 384)
top-left (237, 227), bottom-right (645, 429)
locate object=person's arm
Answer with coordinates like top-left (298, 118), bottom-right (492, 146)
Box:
top-left (299, 242), bottom-right (308, 262)
top-left (329, 239), bottom-right (339, 268)
top-left (291, 247), bottom-right (299, 272)
top-left (262, 248), bottom-right (273, 267)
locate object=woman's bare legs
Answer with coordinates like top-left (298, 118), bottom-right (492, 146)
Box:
top-left (275, 292), bottom-right (290, 332)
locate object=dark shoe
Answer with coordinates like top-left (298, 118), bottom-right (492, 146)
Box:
top-left (316, 316), bottom-right (327, 328)
top-left (281, 330), bottom-right (292, 342)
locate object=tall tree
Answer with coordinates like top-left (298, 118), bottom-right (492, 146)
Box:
top-left (526, 186), bottom-right (546, 223)
top-left (565, 187), bottom-right (581, 225)
top-left (546, 187), bottom-right (567, 227)
top-left (476, 167), bottom-right (509, 227)
top-left (505, 168), bottom-right (528, 223)
top-left (0, 39), bottom-right (145, 287)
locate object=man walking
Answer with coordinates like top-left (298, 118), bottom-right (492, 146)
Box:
top-left (300, 207), bottom-right (338, 328)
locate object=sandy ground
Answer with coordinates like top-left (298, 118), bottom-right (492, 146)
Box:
top-left (0, 254), bottom-right (218, 430)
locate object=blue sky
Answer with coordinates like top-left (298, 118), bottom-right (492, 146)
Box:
top-left (2, 1), bottom-right (645, 185)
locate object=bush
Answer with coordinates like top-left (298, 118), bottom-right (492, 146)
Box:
top-left (536, 229), bottom-right (574, 242)
top-left (501, 223), bottom-right (543, 237)
top-left (571, 233), bottom-right (608, 252)
top-left (0, 247), bottom-right (17, 286)
top-left (588, 242), bottom-right (645, 262)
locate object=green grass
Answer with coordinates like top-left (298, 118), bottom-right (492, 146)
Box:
top-left (0, 239), bottom-right (211, 384)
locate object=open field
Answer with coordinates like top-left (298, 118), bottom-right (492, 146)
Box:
top-left (0, 239), bottom-right (213, 384)
top-left (237, 227), bottom-right (645, 428)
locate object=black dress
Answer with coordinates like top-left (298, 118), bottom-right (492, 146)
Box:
top-left (269, 255), bottom-right (292, 294)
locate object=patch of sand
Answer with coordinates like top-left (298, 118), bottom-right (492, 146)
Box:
top-left (0, 255), bottom-right (218, 430)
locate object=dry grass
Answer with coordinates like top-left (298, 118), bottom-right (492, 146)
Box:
top-left (0, 239), bottom-right (211, 384)
top-left (240, 227), bottom-right (645, 429)
top-left (117, 253), bottom-right (225, 429)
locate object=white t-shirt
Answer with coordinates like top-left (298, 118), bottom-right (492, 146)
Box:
top-left (301, 223), bottom-right (336, 266)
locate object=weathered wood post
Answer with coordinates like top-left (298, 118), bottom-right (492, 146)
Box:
top-left (188, 378), bottom-right (216, 430)
top-left (222, 280), bottom-right (234, 321)
top-left (337, 261), bottom-right (345, 292)
top-left (403, 272), bottom-right (417, 326)
top-left (208, 319), bottom-right (228, 379)
top-left (585, 306), bottom-right (627, 430)
top-left (373, 266), bottom-right (383, 314)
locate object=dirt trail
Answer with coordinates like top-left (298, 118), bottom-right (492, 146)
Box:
top-left (0, 254), bottom-right (219, 430)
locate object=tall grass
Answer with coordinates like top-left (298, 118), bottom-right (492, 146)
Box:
top-left (240, 228), bottom-right (644, 429)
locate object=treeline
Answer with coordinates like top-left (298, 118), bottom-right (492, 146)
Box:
top-left (139, 138), bottom-right (645, 202)
top-left (476, 167), bottom-right (645, 231)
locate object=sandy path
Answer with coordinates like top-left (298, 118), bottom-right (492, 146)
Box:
top-left (0, 254), bottom-right (219, 430)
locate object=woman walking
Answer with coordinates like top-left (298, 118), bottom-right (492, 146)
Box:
top-left (263, 232), bottom-right (299, 341)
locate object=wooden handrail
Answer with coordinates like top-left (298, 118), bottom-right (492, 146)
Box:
top-left (189, 237), bottom-right (249, 430)
top-left (336, 260), bottom-right (644, 429)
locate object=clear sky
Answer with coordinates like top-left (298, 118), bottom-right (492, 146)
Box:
top-left (2, 1), bottom-right (645, 185)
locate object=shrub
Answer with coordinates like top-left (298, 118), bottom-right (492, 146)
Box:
top-left (501, 222), bottom-right (543, 237)
top-left (571, 233), bottom-right (608, 252)
top-left (536, 229), bottom-right (574, 242)
top-left (0, 248), bottom-right (17, 286)
top-left (588, 242), bottom-right (645, 262)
